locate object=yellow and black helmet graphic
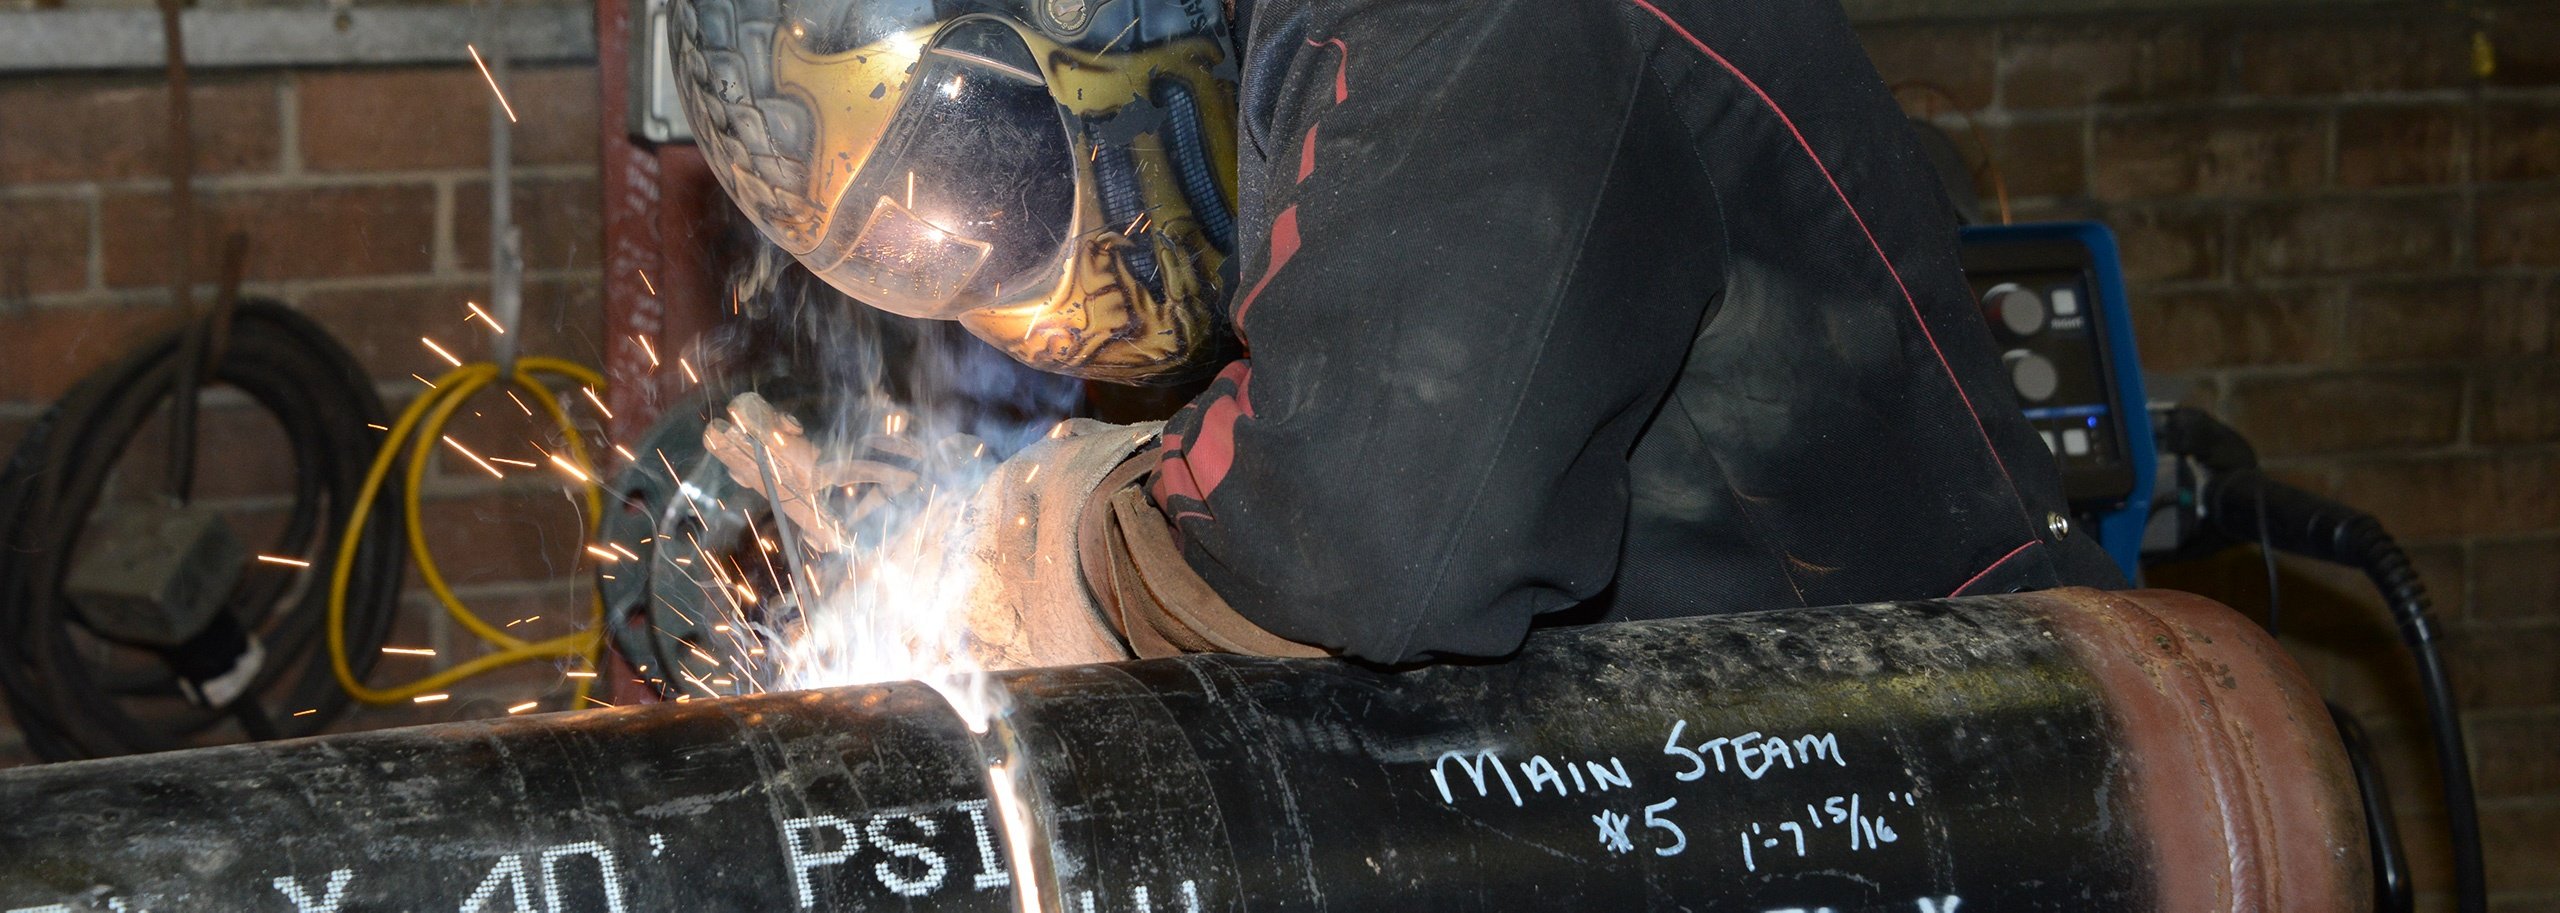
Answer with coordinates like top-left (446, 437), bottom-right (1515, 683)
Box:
top-left (673, 0), bottom-right (1240, 384)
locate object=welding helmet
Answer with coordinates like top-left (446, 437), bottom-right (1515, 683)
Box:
top-left (672, 0), bottom-right (1240, 384)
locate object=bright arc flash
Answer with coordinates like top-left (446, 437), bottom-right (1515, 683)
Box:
top-left (465, 44), bottom-right (520, 123)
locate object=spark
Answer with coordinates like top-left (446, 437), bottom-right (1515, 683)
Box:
top-left (256, 554), bottom-right (312, 568)
top-left (710, 677), bottom-right (735, 687)
top-left (465, 300), bottom-right (504, 332)
top-left (465, 44), bottom-right (520, 123)
top-left (586, 545), bottom-right (621, 562)
top-left (412, 373), bottom-right (438, 388)
top-left (581, 386), bottom-right (615, 419)
top-left (565, 670), bottom-right (597, 679)
top-left (550, 454), bottom-right (593, 483)
top-left (583, 695), bottom-right (613, 707)
top-left (679, 357), bottom-right (700, 385)
top-left (609, 541), bottom-right (641, 561)
top-left (884, 412), bottom-right (908, 435)
top-left (440, 435), bottom-right (505, 479)
top-left (292, 708), bottom-right (318, 717)
top-left (907, 170), bottom-right (916, 209)
top-left (421, 337), bottom-right (463, 367)
top-left (413, 693), bottom-right (451, 703)
top-left (635, 334), bottom-right (659, 367)
top-left (712, 624), bottom-right (732, 633)
top-left (382, 646), bottom-right (437, 656)
top-left (505, 390), bottom-right (534, 415)
top-left (505, 615), bottom-right (540, 627)
top-left (491, 457), bottom-right (537, 468)
top-left (614, 444), bottom-right (637, 463)
top-left (636, 269), bottom-right (658, 296)
top-left (1048, 420), bottom-right (1075, 439)
top-left (366, 423), bottom-right (389, 431)
top-left (507, 701), bottom-right (539, 714)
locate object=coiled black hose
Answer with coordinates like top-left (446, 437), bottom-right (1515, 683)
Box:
top-left (0, 300), bottom-right (406, 761)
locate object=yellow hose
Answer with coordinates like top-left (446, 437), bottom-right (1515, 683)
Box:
top-left (328, 356), bottom-right (608, 706)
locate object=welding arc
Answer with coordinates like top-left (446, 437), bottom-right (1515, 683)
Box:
top-left (325, 356), bottom-right (607, 705)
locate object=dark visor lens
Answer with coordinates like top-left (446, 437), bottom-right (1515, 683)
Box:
top-left (822, 23), bottom-right (1075, 317)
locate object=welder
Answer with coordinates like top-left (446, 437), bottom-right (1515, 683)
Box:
top-left (672, 0), bottom-right (2126, 669)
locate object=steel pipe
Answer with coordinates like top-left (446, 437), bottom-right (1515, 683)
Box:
top-left (0, 588), bottom-right (2364, 911)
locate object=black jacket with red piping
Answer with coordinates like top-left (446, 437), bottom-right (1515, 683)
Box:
top-left (1149, 0), bottom-right (2124, 665)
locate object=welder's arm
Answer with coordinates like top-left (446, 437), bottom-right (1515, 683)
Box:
top-left (1145, 2), bottom-right (1724, 665)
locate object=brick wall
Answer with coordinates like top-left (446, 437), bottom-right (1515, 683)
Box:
top-left (1860, 3), bottom-right (2559, 909)
top-left (0, 61), bottom-right (609, 755)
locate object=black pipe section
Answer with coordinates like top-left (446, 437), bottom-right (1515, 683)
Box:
top-left (0, 589), bottom-right (2364, 912)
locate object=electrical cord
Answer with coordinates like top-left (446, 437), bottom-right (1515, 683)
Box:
top-left (0, 301), bottom-right (406, 761)
top-left (325, 356), bottom-right (608, 705)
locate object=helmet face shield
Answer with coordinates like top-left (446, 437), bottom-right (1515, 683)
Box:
top-left (675, 0), bottom-right (1240, 384)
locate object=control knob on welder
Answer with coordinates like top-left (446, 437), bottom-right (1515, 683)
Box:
top-left (2005, 349), bottom-right (2060, 403)
top-left (1986, 283), bottom-right (2048, 337)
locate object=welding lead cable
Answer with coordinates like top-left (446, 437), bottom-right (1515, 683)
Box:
top-left (0, 301), bottom-right (407, 761)
top-left (325, 356), bottom-right (609, 705)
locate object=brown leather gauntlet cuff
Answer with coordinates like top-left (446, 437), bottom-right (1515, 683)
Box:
top-left (1077, 452), bottom-right (1328, 659)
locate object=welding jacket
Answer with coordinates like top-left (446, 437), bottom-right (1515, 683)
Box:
top-left (1143, 0), bottom-right (2123, 665)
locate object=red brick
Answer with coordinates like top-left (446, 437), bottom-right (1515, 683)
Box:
top-left (2132, 286), bottom-right (2333, 372)
top-left (409, 485), bottom-right (595, 590)
top-left (2106, 205), bottom-right (2226, 282)
top-left (2471, 711), bottom-right (2560, 799)
top-left (2339, 105), bottom-right (2473, 188)
top-left (2234, 16), bottom-right (2473, 96)
top-left (292, 276), bottom-right (602, 383)
top-left (2473, 537), bottom-right (2560, 624)
top-left (2482, 803), bottom-right (2560, 892)
top-left (2476, 364), bottom-right (2560, 446)
top-left (2237, 197), bottom-right (2460, 278)
top-left (2224, 370), bottom-right (2464, 457)
top-left (0, 196), bottom-right (91, 296)
top-left (2092, 110), bottom-right (2325, 201)
top-left (1979, 119), bottom-right (2084, 200)
top-left (2483, 2), bottom-right (2560, 88)
top-left (2447, 624), bottom-right (2560, 710)
top-left (297, 65), bottom-right (600, 173)
top-left (101, 184), bottom-right (438, 288)
top-left (452, 177), bottom-right (603, 273)
top-left (2478, 102), bottom-right (2560, 183)
top-left (0, 301), bottom-right (186, 402)
top-left (1861, 25), bottom-right (2000, 109)
top-left (118, 403), bottom-right (305, 504)
top-left (2479, 189), bottom-right (2560, 268)
top-left (0, 74), bottom-right (280, 185)
top-left (2000, 23), bottom-right (2218, 111)
top-left (2332, 452), bottom-right (2560, 540)
top-left (2345, 278), bottom-right (2556, 364)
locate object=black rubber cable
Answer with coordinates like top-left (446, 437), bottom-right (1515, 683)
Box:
top-left (0, 300), bottom-right (407, 761)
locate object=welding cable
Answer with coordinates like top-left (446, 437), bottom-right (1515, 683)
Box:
top-left (324, 356), bottom-right (608, 705)
top-left (0, 301), bottom-right (407, 761)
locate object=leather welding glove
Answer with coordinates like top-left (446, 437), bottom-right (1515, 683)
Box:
top-left (946, 418), bottom-right (1154, 669)
top-left (963, 417), bottom-right (1326, 667)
